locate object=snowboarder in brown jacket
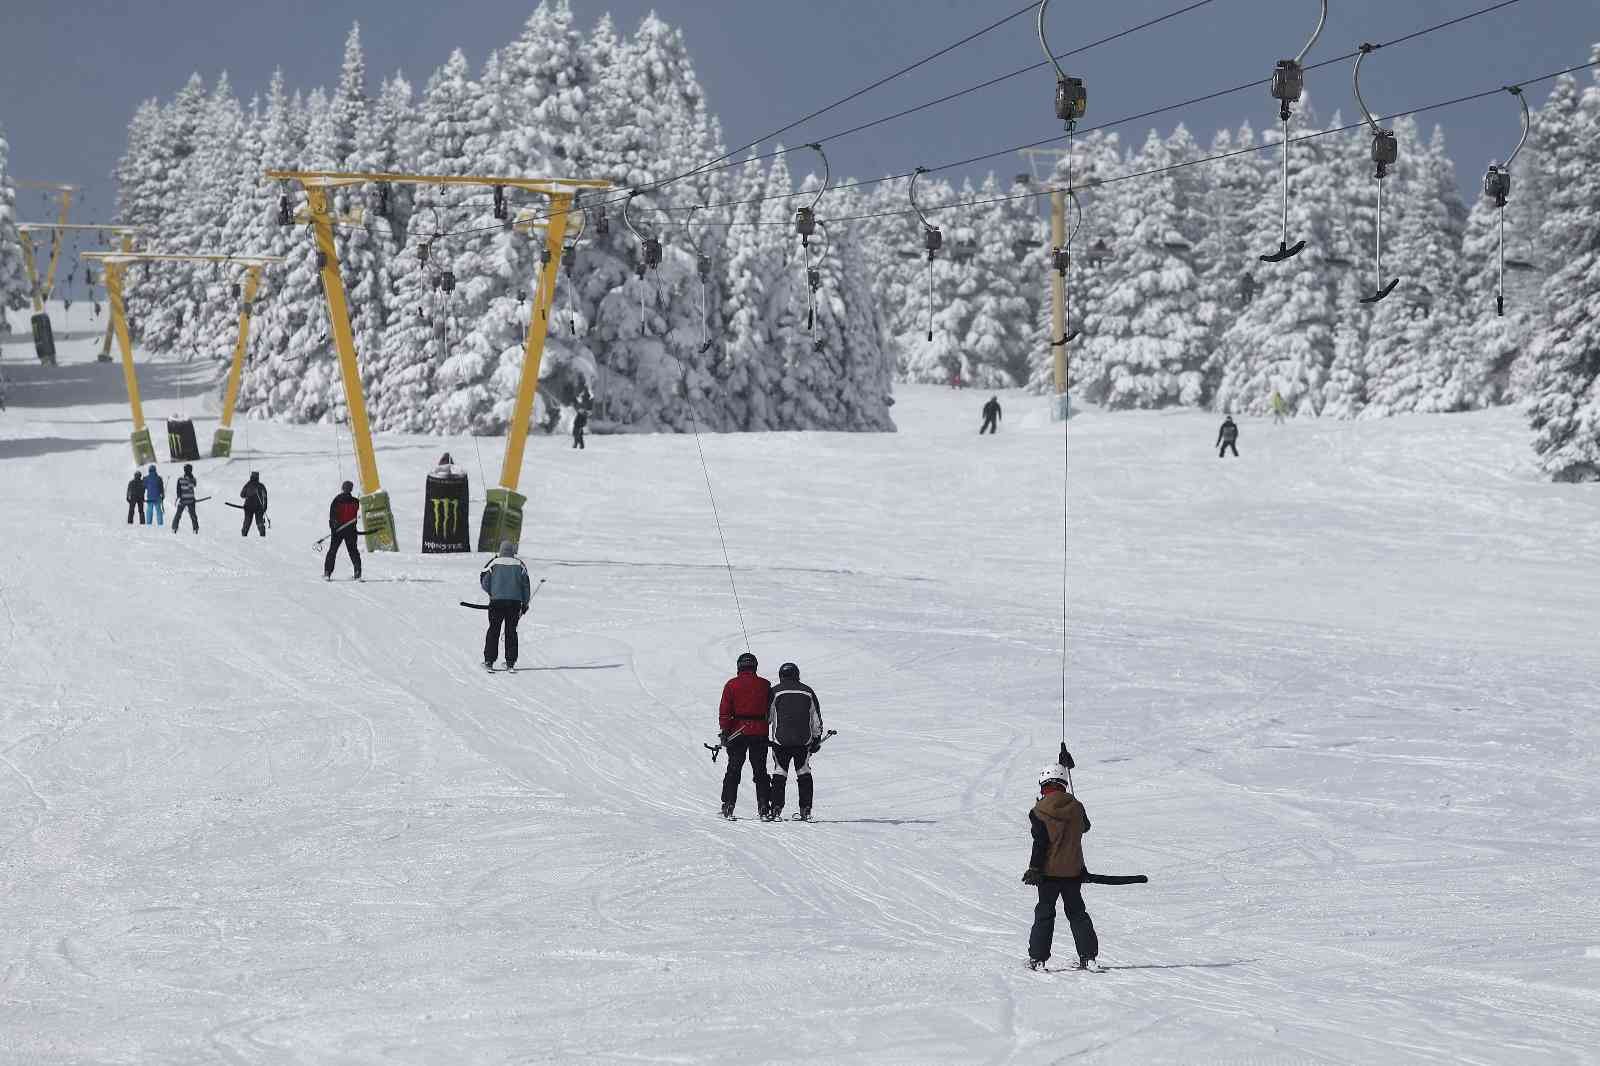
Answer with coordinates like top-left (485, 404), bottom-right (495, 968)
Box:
top-left (1022, 763), bottom-right (1100, 971)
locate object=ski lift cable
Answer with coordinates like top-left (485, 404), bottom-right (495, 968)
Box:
top-left (299, 2), bottom-right (1542, 254)
top-left (557, 0), bottom-right (1526, 231)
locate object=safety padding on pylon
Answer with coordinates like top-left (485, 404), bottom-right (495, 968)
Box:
top-left (360, 490), bottom-right (398, 553)
top-left (166, 418), bottom-right (200, 462)
top-left (478, 487), bottom-right (526, 554)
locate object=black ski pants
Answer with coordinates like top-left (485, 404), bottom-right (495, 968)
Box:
top-left (1218, 440), bottom-right (1238, 458)
top-left (171, 500), bottom-right (198, 532)
top-left (241, 506), bottom-right (266, 536)
top-left (769, 745), bottom-right (813, 812)
top-left (980, 414), bottom-right (998, 434)
top-left (484, 600), bottom-right (522, 666)
top-left (1029, 877), bottom-right (1099, 964)
top-left (573, 419), bottom-right (586, 449)
top-left (324, 527), bottom-right (361, 578)
top-left (720, 732), bottom-right (771, 812)
top-left (126, 499), bottom-right (144, 524)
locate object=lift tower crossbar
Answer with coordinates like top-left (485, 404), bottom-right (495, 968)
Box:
top-left (81, 252), bottom-right (286, 465)
top-left (265, 169), bottom-right (612, 554)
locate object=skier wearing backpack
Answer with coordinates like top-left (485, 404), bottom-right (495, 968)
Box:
top-left (143, 465), bottom-right (165, 527)
top-left (239, 472), bottom-right (268, 536)
top-left (171, 464), bottom-right (200, 533)
top-left (717, 652), bottom-right (772, 820)
top-left (125, 470), bottom-right (145, 525)
top-left (324, 481), bottom-right (362, 580)
top-left (767, 662), bottom-right (824, 821)
top-left (1022, 763), bottom-right (1101, 972)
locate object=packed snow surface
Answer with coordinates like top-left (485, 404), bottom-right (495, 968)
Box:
top-left (2, 322), bottom-right (1598, 1064)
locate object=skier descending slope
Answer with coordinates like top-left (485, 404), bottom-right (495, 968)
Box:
top-left (980, 395), bottom-right (1002, 435)
top-left (239, 472), bottom-right (268, 537)
top-left (1216, 415), bottom-right (1240, 458)
top-left (1023, 764), bottom-right (1101, 972)
top-left (767, 662), bottom-right (824, 821)
top-left (324, 481), bottom-right (362, 581)
top-left (717, 652), bottom-right (772, 820)
top-left (479, 542), bottom-right (531, 670)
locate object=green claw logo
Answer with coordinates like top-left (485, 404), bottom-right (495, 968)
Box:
top-left (431, 496), bottom-right (460, 536)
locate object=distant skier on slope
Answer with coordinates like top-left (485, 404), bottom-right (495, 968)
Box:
top-left (144, 465), bottom-right (166, 527)
top-left (980, 395), bottom-right (1002, 435)
top-left (573, 388), bottom-right (592, 450)
top-left (324, 480), bottom-right (362, 581)
top-left (1023, 764), bottom-right (1101, 972)
top-left (1270, 390), bottom-right (1288, 425)
top-left (767, 662), bottom-right (824, 821)
top-left (479, 541), bottom-right (532, 670)
top-left (171, 464), bottom-right (200, 534)
top-left (717, 652), bottom-right (772, 820)
top-left (125, 470), bottom-right (145, 525)
top-left (1216, 415), bottom-right (1239, 458)
top-left (239, 472), bottom-right (268, 537)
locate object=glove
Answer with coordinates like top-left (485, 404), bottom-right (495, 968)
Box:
top-left (807, 739), bottom-right (821, 755)
top-left (1021, 868), bottom-right (1043, 886)
top-left (717, 730), bottom-right (731, 746)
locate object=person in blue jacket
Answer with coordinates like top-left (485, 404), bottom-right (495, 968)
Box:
top-left (143, 465), bottom-right (166, 527)
top-left (479, 540), bottom-right (532, 669)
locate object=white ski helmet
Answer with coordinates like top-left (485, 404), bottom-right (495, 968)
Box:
top-left (1038, 764), bottom-right (1071, 790)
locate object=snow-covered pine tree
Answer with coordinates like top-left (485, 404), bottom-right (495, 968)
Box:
top-left (1213, 106), bottom-right (1341, 416)
top-left (1080, 127), bottom-right (1208, 408)
top-left (128, 74), bottom-right (209, 356)
top-left (895, 173), bottom-right (969, 384)
top-left (958, 173), bottom-right (1036, 388)
top-left (1524, 63), bottom-right (1600, 481)
top-left (176, 73), bottom-right (247, 368)
top-left (0, 123), bottom-right (27, 324)
top-left (1194, 122), bottom-right (1270, 393)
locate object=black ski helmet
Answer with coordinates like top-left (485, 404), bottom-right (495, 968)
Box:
top-left (341, 480), bottom-right (354, 493)
top-left (778, 662), bottom-right (800, 681)
top-left (736, 651), bottom-right (758, 673)
top-left (183, 463), bottom-right (193, 474)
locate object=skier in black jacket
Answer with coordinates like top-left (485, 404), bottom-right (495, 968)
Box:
top-left (980, 395), bottom-right (1002, 435)
top-left (171, 464), bottom-right (199, 533)
top-left (767, 662), bottom-right (824, 821)
top-left (125, 471), bottom-right (145, 525)
top-left (325, 481), bottom-right (362, 580)
top-left (239, 472), bottom-right (268, 536)
top-left (1216, 415), bottom-right (1239, 458)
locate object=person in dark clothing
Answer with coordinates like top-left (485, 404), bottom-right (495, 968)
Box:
top-left (125, 471), bottom-right (146, 525)
top-left (572, 408), bottom-right (588, 449)
top-left (239, 472), bottom-right (268, 536)
top-left (980, 395), bottom-right (1002, 435)
top-left (479, 541), bottom-right (532, 668)
top-left (717, 652), bottom-right (773, 819)
top-left (324, 480), bottom-right (362, 580)
top-left (1216, 415), bottom-right (1240, 458)
top-left (171, 464), bottom-right (199, 533)
top-left (1023, 764), bottom-right (1100, 971)
top-left (767, 662), bottom-right (824, 821)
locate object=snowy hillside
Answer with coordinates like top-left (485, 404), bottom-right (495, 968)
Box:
top-left (3, 332), bottom-right (1598, 1063)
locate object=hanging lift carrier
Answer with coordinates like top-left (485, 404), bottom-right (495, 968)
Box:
top-left (1261, 0), bottom-right (1327, 263)
top-left (1483, 86), bottom-right (1531, 318)
top-left (1353, 43), bottom-right (1401, 304)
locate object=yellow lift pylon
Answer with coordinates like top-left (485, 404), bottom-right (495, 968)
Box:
top-left (13, 182), bottom-right (79, 314)
top-left (18, 224), bottom-right (146, 363)
top-left (266, 169), bottom-right (611, 554)
top-left (80, 251), bottom-right (286, 465)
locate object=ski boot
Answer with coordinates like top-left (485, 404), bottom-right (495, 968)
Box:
top-left (1027, 958), bottom-right (1047, 972)
top-left (720, 802), bottom-right (737, 821)
top-left (795, 807), bottom-right (812, 822)
top-left (766, 805), bottom-right (783, 822)
top-left (1076, 957), bottom-right (1103, 973)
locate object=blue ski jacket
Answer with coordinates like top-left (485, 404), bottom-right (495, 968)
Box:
top-left (480, 552), bottom-right (531, 605)
top-left (144, 469), bottom-right (165, 502)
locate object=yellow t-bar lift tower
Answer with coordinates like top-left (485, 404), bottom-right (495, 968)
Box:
top-left (265, 170), bottom-right (610, 554)
top-left (80, 251), bottom-right (285, 465)
top-left (12, 182), bottom-right (78, 312)
top-left (18, 224), bottom-right (145, 363)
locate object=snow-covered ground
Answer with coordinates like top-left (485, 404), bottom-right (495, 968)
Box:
top-left (3, 313), bottom-right (1599, 1064)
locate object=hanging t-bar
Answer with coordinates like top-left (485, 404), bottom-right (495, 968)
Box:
top-left (1051, 190), bottom-right (1083, 346)
top-left (1484, 85), bottom-right (1530, 317)
top-left (910, 168), bottom-right (943, 342)
top-left (1354, 43), bottom-right (1400, 304)
top-left (1261, 0), bottom-right (1327, 263)
top-left (795, 143), bottom-right (830, 247)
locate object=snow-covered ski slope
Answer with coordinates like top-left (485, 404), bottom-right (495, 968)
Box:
top-left (3, 324), bottom-right (1599, 1064)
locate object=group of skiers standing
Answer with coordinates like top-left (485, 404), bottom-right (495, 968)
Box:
top-left (717, 653), bottom-right (827, 822)
top-left (123, 465), bottom-right (269, 535)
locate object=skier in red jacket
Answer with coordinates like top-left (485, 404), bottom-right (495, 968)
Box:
top-left (718, 651), bottom-right (772, 820)
top-left (324, 480), bottom-right (362, 581)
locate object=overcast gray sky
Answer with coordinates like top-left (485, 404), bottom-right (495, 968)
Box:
top-left (2, 1), bottom-right (1595, 233)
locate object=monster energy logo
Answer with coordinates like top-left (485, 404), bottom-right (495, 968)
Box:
top-left (168, 433), bottom-right (181, 455)
top-left (431, 496), bottom-right (461, 536)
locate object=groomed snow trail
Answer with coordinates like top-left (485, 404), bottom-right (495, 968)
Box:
top-left (2, 323), bottom-right (1599, 1064)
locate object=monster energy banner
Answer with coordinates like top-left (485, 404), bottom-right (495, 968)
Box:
top-left (166, 418), bottom-right (200, 462)
top-left (423, 468), bottom-right (471, 553)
